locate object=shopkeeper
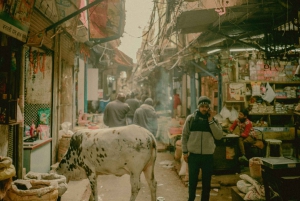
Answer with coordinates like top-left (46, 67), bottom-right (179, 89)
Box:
top-left (229, 109), bottom-right (255, 162)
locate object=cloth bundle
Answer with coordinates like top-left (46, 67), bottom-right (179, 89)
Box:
top-left (237, 174), bottom-right (265, 200)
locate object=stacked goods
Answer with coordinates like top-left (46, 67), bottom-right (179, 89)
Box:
top-left (250, 103), bottom-right (274, 114)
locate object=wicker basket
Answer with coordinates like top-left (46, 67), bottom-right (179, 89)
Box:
top-left (57, 134), bottom-right (72, 162)
top-left (4, 180), bottom-right (58, 201)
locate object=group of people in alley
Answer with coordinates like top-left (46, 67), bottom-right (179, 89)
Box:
top-left (103, 92), bottom-right (158, 136)
top-left (102, 92), bottom-right (260, 201)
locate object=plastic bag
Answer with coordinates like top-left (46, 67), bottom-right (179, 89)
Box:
top-left (237, 180), bottom-right (252, 194)
top-left (179, 157), bottom-right (187, 176)
top-left (262, 82), bottom-right (276, 103)
top-left (220, 106), bottom-right (231, 119)
top-left (251, 82), bottom-right (261, 96)
top-left (229, 107), bottom-right (239, 123)
top-left (58, 122), bottom-right (73, 140)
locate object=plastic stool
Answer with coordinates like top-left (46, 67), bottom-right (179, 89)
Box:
top-left (265, 139), bottom-right (282, 157)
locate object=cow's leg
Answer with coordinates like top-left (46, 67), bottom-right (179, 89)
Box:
top-left (143, 163), bottom-right (157, 201)
top-left (87, 172), bottom-right (98, 201)
top-left (129, 172), bottom-right (141, 201)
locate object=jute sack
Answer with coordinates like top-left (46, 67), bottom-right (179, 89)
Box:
top-left (4, 180), bottom-right (58, 201)
top-left (24, 172), bottom-right (67, 197)
top-left (57, 134), bottom-right (72, 162)
top-left (249, 157), bottom-right (262, 181)
top-left (0, 157), bottom-right (15, 181)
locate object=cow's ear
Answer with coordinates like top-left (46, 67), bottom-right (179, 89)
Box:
top-left (60, 159), bottom-right (66, 164)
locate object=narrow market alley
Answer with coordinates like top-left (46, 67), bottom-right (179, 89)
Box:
top-left (62, 143), bottom-right (247, 201)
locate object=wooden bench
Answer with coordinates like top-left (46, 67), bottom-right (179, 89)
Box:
top-left (231, 186), bottom-right (245, 201)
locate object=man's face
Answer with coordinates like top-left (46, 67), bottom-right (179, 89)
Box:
top-left (198, 104), bottom-right (210, 115)
top-left (238, 112), bottom-right (247, 122)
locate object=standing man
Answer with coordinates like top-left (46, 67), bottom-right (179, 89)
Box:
top-left (229, 109), bottom-right (255, 162)
top-left (133, 98), bottom-right (158, 136)
top-left (182, 96), bottom-right (223, 201)
top-left (173, 89), bottom-right (181, 118)
top-left (103, 93), bottom-right (130, 127)
top-left (125, 92), bottom-right (140, 124)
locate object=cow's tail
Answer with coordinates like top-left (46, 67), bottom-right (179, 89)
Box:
top-left (149, 132), bottom-right (157, 162)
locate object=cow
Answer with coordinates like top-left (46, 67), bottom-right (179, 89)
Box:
top-left (56, 124), bottom-right (157, 201)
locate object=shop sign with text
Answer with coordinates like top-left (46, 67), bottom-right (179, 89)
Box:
top-left (0, 0), bottom-right (35, 42)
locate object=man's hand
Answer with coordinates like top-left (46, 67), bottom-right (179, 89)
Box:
top-left (208, 109), bottom-right (217, 122)
top-left (183, 154), bottom-right (188, 163)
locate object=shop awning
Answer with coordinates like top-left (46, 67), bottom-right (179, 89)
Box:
top-left (113, 48), bottom-right (133, 67)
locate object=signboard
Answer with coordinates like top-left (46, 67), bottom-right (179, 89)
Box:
top-left (87, 0), bottom-right (125, 42)
top-left (0, 0), bottom-right (35, 42)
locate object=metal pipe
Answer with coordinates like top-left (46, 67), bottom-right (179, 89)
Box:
top-left (191, 61), bottom-right (218, 80)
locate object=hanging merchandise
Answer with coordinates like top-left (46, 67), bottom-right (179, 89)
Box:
top-left (220, 105), bottom-right (231, 119)
top-left (260, 83), bottom-right (266, 95)
top-left (262, 82), bottom-right (276, 103)
top-left (29, 48), bottom-right (33, 76)
top-left (229, 107), bottom-right (239, 123)
top-left (38, 108), bottom-right (51, 125)
top-left (40, 53), bottom-right (46, 78)
top-left (251, 82), bottom-right (261, 96)
top-left (228, 83), bottom-right (245, 101)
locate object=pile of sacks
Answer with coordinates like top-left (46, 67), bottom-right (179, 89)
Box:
top-left (0, 157), bottom-right (15, 199)
top-left (4, 172), bottom-right (68, 201)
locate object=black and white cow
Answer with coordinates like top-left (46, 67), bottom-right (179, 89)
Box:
top-left (56, 124), bottom-right (157, 201)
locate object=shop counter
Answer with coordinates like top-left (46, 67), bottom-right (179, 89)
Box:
top-left (213, 134), bottom-right (240, 174)
top-left (23, 138), bottom-right (52, 174)
top-left (261, 157), bottom-right (300, 201)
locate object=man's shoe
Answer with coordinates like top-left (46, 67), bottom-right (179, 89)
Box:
top-left (239, 155), bottom-right (248, 162)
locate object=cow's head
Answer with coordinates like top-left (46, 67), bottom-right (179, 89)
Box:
top-left (55, 133), bottom-right (87, 182)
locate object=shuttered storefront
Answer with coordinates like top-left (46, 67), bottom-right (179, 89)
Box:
top-left (29, 9), bottom-right (54, 50)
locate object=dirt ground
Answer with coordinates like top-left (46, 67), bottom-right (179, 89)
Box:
top-left (96, 150), bottom-right (248, 201)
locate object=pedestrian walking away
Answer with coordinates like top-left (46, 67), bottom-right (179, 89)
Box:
top-left (133, 98), bottom-right (158, 136)
top-left (103, 92), bottom-right (130, 127)
top-left (181, 96), bottom-right (223, 201)
top-left (125, 92), bottom-right (141, 125)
